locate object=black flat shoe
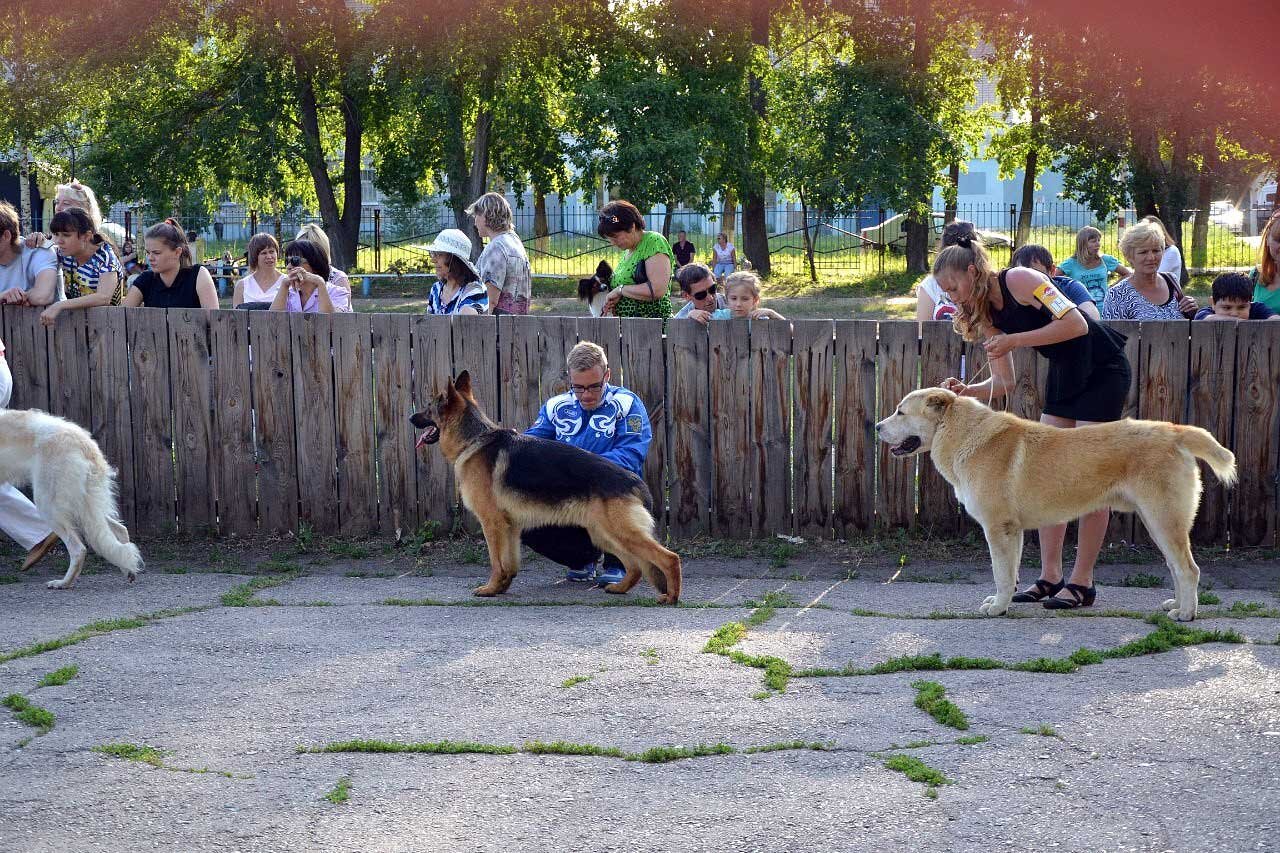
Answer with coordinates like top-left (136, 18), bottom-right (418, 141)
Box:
top-left (1043, 582), bottom-right (1096, 610)
top-left (1011, 577), bottom-right (1066, 603)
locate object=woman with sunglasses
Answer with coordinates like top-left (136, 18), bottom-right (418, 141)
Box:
top-left (268, 240), bottom-right (352, 314)
top-left (673, 263), bottom-right (726, 324)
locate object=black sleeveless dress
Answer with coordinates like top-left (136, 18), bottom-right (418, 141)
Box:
top-left (989, 269), bottom-right (1131, 422)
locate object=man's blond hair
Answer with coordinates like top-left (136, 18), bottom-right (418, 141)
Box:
top-left (567, 341), bottom-right (608, 374)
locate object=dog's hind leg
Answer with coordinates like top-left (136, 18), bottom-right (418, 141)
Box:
top-left (603, 563), bottom-right (643, 596)
top-left (1139, 508), bottom-right (1200, 622)
top-left (980, 522), bottom-right (1022, 617)
top-left (45, 526), bottom-right (86, 590)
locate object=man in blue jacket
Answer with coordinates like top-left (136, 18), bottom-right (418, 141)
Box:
top-left (524, 341), bottom-right (652, 586)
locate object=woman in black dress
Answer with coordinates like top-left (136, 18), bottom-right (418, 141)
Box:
top-left (934, 236), bottom-right (1130, 610)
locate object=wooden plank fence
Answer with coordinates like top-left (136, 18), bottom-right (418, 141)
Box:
top-left (2, 305), bottom-right (1276, 547)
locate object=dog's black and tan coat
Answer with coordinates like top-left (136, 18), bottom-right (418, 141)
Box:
top-left (411, 371), bottom-right (682, 603)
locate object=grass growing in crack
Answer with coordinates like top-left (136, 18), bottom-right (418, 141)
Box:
top-left (93, 743), bottom-right (245, 777)
top-left (1199, 591), bottom-right (1222, 605)
top-left (911, 681), bottom-right (969, 730)
top-left (304, 739), bottom-right (822, 764)
top-left (769, 542), bottom-right (800, 569)
top-left (703, 623), bottom-right (748, 654)
top-left (883, 753), bottom-right (949, 795)
top-left (380, 596), bottom-right (694, 609)
top-left (1226, 601), bottom-right (1279, 617)
top-left (0, 607), bottom-right (207, 665)
top-left (3, 694), bottom-right (55, 732)
top-left (641, 647), bottom-right (659, 665)
top-left (220, 572), bottom-right (300, 607)
top-left (0, 573), bottom-right (20, 584)
top-left (954, 735), bottom-right (990, 745)
top-left (37, 665), bottom-right (79, 687)
top-left (324, 777), bottom-right (352, 804)
top-left (344, 570), bottom-right (393, 579)
top-left (257, 555), bottom-right (304, 574)
top-left (1116, 572), bottom-right (1164, 588)
top-left (559, 675), bottom-right (592, 689)
top-left (329, 541), bottom-right (373, 560)
top-left (1020, 725), bottom-right (1058, 737)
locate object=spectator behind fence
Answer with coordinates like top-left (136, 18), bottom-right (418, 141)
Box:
top-left (25, 180), bottom-right (108, 251)
top-left (1194, 273), bottom-right (1279, 321)
top-left (118, 237), bottom-right (143, 280)
top-left (596, 200), bottom-right (674, 319)
top-left (1056, 226), bottom-right (1131, 306)
top-left (425, 229), bottom-right (486, 316)
top-left (1142, 215), bottom-right (1185, 283)
top-left (712, 271), bottom-right (786, 321)
top-left (234, 233), bottom-right (286, 307)
top-left (122, 219), bottom-right (219, 310)
top-left (0, 201), bottom-right (59, 308)
top-left (1250, 210), bottom-right (1280, 313)
top-left (1010, 244), bottom-right (1100, 320)
top-left (294, 223), bottom-right (351, 292)
top-left (934, 236), bottom-right (1131, 611)
top-left (40, 207), bottom-right (125, 327)
top-left (710, 232), bottom-right (737, 280)
top-left (523, 341), bottom-right (651, 586)
top-left (672, 230), bottom-right (696, 268)
top-left (467, 192), bottom-right (531, 316)
top-left (673, 262), bottom-right (725, 325)
top-left (1102, 220), bottom-right (1197, 320)
top-left (269, 239), bottom-right (351, 314)
top-left (915, 219), bottom-right (979, 323)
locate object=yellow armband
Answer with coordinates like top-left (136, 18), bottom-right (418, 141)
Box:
top-left (1032, 282), bottom-right (1075, 319)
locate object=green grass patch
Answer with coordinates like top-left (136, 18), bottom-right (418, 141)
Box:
top-left (703, 622), bottom-right (748, 655)
top-left (883, 753), bottom-right (950, 792)
top-left (324, 777), bottom-right (352, 804)
top-left (768, 542), bottom-right (800, 569)
top-left (1226, 601), bottom-right (1279, 617)
top-left (1198, 591), bottom-right (1221, 605)
top-left (304, 739), bottom-right (830, 764)
top-left (1116, 572), bottom-right (1164, 588)
top-left (0, 574), bottom-right (20, 584)
top-left (954, 735), bottom-right (989, 745)
top-left (1020, 724), bottom-right (1058, 737)
top-left (328, 541), bottom-right (372, 560)
top-left (0, 607), bottom-right (207, 665)
top-left (300, 739), bottom-right (519, 756)
top-left (559, 675), bottom-right (592, 689)
top-left (641, 647), bottom-right (659, 665)
top-left (4, 693), bottom-right (55, 732)
top-left (911, 680), bottom-right (969, 730)
top-left (93, 743), bottom-right (167, 767)
top-left (37, 665), bottom-right (79, 688)
top-left (220, 572), bottom-right (300, 607)
top-left (741, 740), bottom-right (835, 754)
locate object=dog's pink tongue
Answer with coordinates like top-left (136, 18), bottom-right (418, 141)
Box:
top-left (415, 431), bottom-right (429, 449)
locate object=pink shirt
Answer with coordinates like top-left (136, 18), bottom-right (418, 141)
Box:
top-left (281, 282), bottom-right (352, 313)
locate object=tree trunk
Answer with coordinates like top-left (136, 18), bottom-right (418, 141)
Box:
top-left (904, 0), bottom-right (934, 274)
top-left (331, 88), bottom-right (364, 271)
top-left (533, 186), bottom-right (549, 254)
top-left (1191, 173), bottom-right (1213, 269)
top-left (468, 108), bottom-right (492, 210)
top-left (294, 69), bottom-right (355, 270)
top-left (799, 189), bottom-right (817, 283)
top-left (740, 1), bottom-right (771, 277)
top-left (18, 145), bottom-right (32, 234)
top-left (1016, 145), bottom-right (1038, 248)
top-left (442, 81), bottom-right (478, 252)
top-left (944, 162), bottom-right (959, 225)
top-left (721, 188), bottom-right (737, 237)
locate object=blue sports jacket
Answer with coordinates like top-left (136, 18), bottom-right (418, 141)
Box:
top-left (525, 384), bottom-right (652, 476)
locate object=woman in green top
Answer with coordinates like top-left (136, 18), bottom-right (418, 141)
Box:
top-left (597, 200), bottom-right (675, 319)
top-left (1252, 210), bottom-right (1280, 312)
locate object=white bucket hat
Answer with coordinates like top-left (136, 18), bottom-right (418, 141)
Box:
top-left (425, 229), bottom-right (480, 280)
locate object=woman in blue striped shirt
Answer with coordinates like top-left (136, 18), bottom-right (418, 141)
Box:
top-left (425, 229), bottom-right (487, 316)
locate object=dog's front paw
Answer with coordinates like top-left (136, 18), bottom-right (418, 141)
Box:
top-left (46, 579), bottom-right (71, 590)
top-left (1161, 598), bottom-right (1177, 611)
top-left (472, 584), bottom-right (500, 597)
top-left (1166, 607), bottom-right (1196, 622)
top-left (979, 595), bottom-right (1009, 617)
top-left (602, 582), bottom-right (628, 596)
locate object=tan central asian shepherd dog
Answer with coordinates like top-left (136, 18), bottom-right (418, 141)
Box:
top-left (875, 388), bottom-right (1236, 621)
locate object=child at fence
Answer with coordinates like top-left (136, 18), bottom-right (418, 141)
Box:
top-left (711, 271), bottom-right (786, 321)
top-left (1056, 226), bottom-right (1130, 306)
top-left (1194, 272), bottom-right (1279, 321)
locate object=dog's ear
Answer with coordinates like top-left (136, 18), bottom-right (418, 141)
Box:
top-left (596, 260), bottom-right (612, 279)
top-left (924, 388), bottom-right (955, 414)
top-left (454, 370), bottom-right (472, 397)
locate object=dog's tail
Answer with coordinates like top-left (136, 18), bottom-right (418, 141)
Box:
top-left (80, 466), bottom-right (144, 579)
top-left (1177, 425), bottom-right (1237, 487)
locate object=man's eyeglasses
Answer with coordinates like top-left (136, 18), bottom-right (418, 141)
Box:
top-left (690, 283), bottom-right (717, 301)
top-left (570, 381), bottom-right (605, 395)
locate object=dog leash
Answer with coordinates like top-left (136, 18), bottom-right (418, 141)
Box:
top-left (960, 350), bottom-right (1005, 412)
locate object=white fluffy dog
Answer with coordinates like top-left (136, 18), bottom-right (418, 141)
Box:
top-left (0, 409), bottom-right (143, 589)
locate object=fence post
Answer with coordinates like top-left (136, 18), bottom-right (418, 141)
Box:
top-left (124, 208), bottom-right (132, 237)
top-left (877, 207), bottom-right (885, 276)
top-left (249, 209), bottom-right (258, 237)
top-left (1009, 204), bottom-right (1017, 260)
top-left (374, 208), bottom-right (382, 272)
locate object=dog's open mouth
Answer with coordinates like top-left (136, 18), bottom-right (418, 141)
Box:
top-left (890, 435), bottom-right (921, 456)
top-left (415, 423), bottom-right (440, 448)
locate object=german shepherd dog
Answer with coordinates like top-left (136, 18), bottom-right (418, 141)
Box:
top-left (576, 260), bottom-right (613, 317)
top-left (410, 371), bottom-right (682, 603)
